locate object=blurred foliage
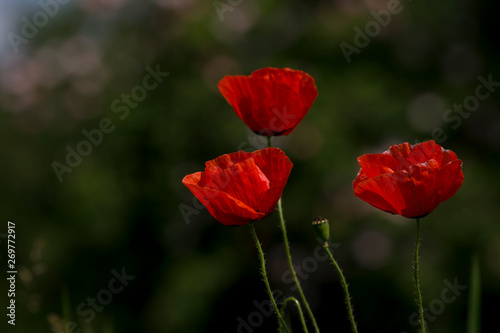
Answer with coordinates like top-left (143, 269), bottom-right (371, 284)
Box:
top-left (1, 0), bottom-right (500, 332)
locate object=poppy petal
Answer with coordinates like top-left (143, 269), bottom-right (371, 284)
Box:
top-left (408, 140), bottom-right (443, 165)
top-left (251, 148), bottom-right (293, 184)
top-left (218, 76), bottom-right (271, 133)
top-left (252, 67), bottom-right (318, 113)
top-left (353, 139), bottom-right (464, 219)
top-left (218, 67), bottom-right (318, 136)
top-left (439, 159), bottom-right (464, 202)
top-left (357, 153), bottom-right (399, 178)
top-left (389, 142), bottom-right (412, 162)
top-left (354, 172), bottom-right (411, 215)
top-left (182, 172), bottom-right (264, 226)
top-left (402, 160), bottom-right (441, 218)
top-left (200, 158), bottom-right (271, 213)
top-left (441, 148), bottom-right (459, 166)
top-left (251, 148), bottom-right (293, 213)
top-left (182, 148), bottom-right (293, 226)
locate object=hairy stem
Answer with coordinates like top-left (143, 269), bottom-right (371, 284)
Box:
top-left (267, 135), bottom-right (319, 332)
top-left (249, 223), bottom-right (290, 333)
top-left (277, 199), bottom-right (320, 333)
top-left (324, 245), bottom-right (359, 333)
top-left (414, 217), bottom-right (426, 333)
top-left (280, 297), bottom-right (309, 333)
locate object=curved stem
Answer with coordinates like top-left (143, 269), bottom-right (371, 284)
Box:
top-left (280, 297), bottom-right (309, 333)
top-left (414, 218), bottom-right (426, 333)
top-left (277, 199), bottom-right (320, 333)
top-left (249, 223), bottom-right (290, 333)
top-left (324, 245), bottom-right (359, 333)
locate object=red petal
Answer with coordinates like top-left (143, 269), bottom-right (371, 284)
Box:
top-left (200, 157), bottom-right (271, 214)
top-left (218, 68), bottom-right (318, 136)
top-left (408, 140), bottom-right (443, 165)
top-left (357, 153), bottom-right (399, 178)
top-left (182, 148), bottom-right (293, 226)
top-left (388, 142), bottom-right (412, 162)
top-left (356, 160), bottom-right (444, 218)
top-left (438, 159), bottom-right (464, 203)
top-left (401, 160), bottom-right (441, 218)
top-left (251, 148), bottom-right (293, 214)
top-left (440, 148), bottom-right (459, 166)
top-left (354, 171), bottom-right (410, 215)
top-left (252, 68), bottom-right (318, 113)
top-left (182, 172), bottom-right (264, 226)
top-left (352, 169), bottom-right (367, 191)
top-left (204, 150), bottom-right (252, 171)
top-left (251, 148), bottom-right (293, 183)
top-left (353, 140), bottom-right (464, 218)
top-left (218, 75), bottom-right (271, 133)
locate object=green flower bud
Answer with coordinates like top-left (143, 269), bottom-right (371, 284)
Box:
top-left (312, 217), bottom-right (330, 247)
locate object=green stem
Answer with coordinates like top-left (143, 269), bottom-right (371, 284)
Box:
top-left (324, 245), bottom-right (359, 333)
top-left (249, 223), bottom-right (290, 333)
top-left (277, 199), bottom-right (320, 333)
top-left (267, 135), bottom-right (318, 332)
top-left (280, 297), bottom-right (308, 333)
top-left (414, 218), bottom-right (426, 333)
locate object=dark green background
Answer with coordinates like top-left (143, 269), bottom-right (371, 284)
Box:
top-left (1, 0), bottom-right (499, 332)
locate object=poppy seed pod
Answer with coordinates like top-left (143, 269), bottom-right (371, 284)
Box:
top-left (312, 217), bottom-right (330, 247)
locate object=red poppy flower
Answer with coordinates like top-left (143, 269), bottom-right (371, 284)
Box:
top-left (353, 140), bottom-right (464, 219)
top-left (218, 67), bottom-right (318, 136)
top-left (182, 148), bottom-right (293, 226)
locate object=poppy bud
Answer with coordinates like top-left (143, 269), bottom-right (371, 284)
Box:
top-left (312, 217), bottom-right (330, 247)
